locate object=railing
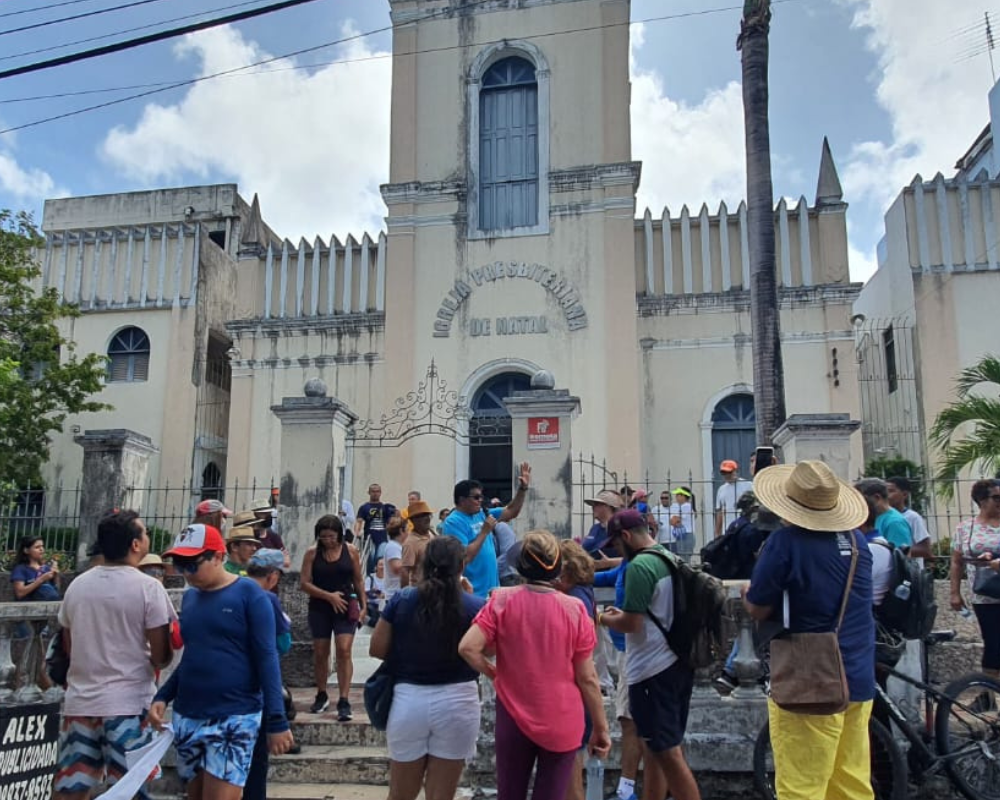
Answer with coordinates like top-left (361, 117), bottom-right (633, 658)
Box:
top-left (0, 602), bottom-right (63, 706)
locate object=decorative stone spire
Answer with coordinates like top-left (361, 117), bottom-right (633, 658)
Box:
top-left (815, 137), bottom-right (844, 206)
top-left (238, 193), bottom-right (266, 257)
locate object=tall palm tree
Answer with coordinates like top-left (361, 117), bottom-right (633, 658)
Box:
top-left (929, 355), bottom-right (1000, 498)
top-left (738, 0), bottom-right (786, 444)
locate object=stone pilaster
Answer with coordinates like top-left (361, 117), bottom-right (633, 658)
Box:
top-left (272, 379), bottom-right (357, 565)
top-left (74, 429), bottom-right (158, 567)
top-left (772, 413), bottom-right (861, 480)
top-left (502, 371), bottom-right (581, 538)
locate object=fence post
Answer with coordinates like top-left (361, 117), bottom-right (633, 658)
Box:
top-left (74, 429), bottom-right (158, 566)
top-left (271, 379), bottom-right (358, 567)
top-left (503, 371), bottom-right (581, 539)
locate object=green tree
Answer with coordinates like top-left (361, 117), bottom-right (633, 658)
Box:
top-left (738, 0), bottom-right (786, 444)
top-left (0, 210), bottom-right (109, 486)
top-left (928, 354), bottom-right (1000, 499)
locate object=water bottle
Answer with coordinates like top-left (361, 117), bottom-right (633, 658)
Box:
top-left (894, 580), bottom-right (911, 601)
top-left (585, 756), bottom-right (604, 800)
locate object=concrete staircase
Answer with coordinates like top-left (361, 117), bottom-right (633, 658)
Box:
top-left (270, 685), bottom-right (389, 800)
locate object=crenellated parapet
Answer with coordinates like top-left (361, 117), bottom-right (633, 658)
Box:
top-left (36, 223), bottom-right (203, 310)
top-left (899, 169), bottom-right (1000, 272)
top-left (634, 138), bottom-right (852, 296)
top-left (633, 195), bottom-right (850, 296)
top-left (246, 232), bottom-right (387, 320)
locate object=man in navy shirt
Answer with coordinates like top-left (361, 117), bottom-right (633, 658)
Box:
top-left (149, 524), bottom-right (293, 799)
top-left (354, 483), bottom-right (398, 573)
top-left (743, 461), bottom-right (874, 800)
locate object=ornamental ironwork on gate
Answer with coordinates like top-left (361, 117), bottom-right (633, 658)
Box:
top-left (347, 361), bottom-right (511, 448)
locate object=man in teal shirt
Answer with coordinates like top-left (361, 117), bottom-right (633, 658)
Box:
top-left (443, 463), bottom-right (531, 597)
top-left (856, 478), bottom-right (912, 548)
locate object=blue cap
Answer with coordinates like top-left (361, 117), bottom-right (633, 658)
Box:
top-left (248, 548), bottom-right (285, 572)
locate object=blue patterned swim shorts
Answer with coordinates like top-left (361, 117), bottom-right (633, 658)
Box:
top-left (172, 711), bottom-right (262, 787)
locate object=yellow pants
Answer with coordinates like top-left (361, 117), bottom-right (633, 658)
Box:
top-left (769, 698), bottom-right (874, 800)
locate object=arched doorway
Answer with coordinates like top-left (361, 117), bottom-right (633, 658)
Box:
top-left (710, 393), bottom-right (756, 483)
top-left (469, 372), bottom-right (531, 502)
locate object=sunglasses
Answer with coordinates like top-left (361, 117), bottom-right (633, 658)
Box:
top-left (172, 553), bottom-right (214, 574)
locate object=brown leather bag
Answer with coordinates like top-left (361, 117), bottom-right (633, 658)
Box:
top-left (768, 533), bottom-right (858, 715)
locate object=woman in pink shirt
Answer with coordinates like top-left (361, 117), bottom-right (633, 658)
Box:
top-left (459, 530), bottom-right (611, 800)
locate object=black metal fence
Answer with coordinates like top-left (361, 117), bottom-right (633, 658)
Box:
top-left (1, 479), bottom-right (277, 569)
top-left (571, 452), bottom-right (993, 560)
top-left (0, 483), bottom-right (82, 569)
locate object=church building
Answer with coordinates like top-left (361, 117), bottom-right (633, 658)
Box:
top-left (36, 0), bottom-right (862, 552)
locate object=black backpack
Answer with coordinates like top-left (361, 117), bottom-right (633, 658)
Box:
top-left (632, 548), bottom-right (727, 669)
top-left (874, 541), bottom-right (937, 641)
top-left (701, 517), bottom-right (769, 580)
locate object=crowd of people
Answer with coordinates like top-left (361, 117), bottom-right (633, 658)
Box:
top-left (9, 458), bottom-right (1000, 800)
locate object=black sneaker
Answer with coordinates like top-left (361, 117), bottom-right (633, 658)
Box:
top-left (713, 671), bottom-right (739, 696)
top-left (337, 697), bottom-right (352, 722)
top-left (309, 692), bottom-right (329, 714)
top-left (287, 742), bottom-right (302, 755)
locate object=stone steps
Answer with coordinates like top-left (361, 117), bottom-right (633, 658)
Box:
top-left (265, 783), bottom-right (389, 800)
top-left (270, 744), bottom-right (389, 785)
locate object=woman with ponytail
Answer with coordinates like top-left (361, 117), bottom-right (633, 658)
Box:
top-left (459, 530), bottom-right (611, 800)
top-left (369, 534), bottom-right (485, 800)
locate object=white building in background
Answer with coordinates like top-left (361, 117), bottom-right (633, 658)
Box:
top-left (35, 0), bottom-right (864, 548)
top-left (853, 79), bottom-right (1000, 489)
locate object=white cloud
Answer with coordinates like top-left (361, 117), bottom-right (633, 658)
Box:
top-left (630, 26), bottom-right (746, 215)
top-left (101, 24), bottom-right (391, 239)
top-left (840, 0), bottom-right (993, 210)
top-left (0, 150), bottom-right (67, 207)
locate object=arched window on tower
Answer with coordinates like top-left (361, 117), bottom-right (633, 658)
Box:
top-left (479, 57), bottom-right (538, 232)
top-left (107, 327), bottom-right (150, 382)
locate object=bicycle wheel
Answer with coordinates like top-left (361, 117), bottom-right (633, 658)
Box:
top-left (752, 716), bottom-right (906, 800)
top-left (934, 672), bottom-right (1000, 800)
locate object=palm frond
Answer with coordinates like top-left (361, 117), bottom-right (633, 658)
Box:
top-left (929, 397), bottom-right (1000, 448)
top-left (954, 355), bottom-right (1000, 397)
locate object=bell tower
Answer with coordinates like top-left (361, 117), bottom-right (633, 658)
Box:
top-left (381, 0), bottom-right (643, 494)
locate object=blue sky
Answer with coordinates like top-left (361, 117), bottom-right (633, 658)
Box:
top-left (0, 0), bottom-right (996, 282)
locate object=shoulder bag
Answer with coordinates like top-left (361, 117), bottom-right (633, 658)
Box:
top-left (364, 661), bottom-right (395, 731)
top-left (768, 532), bottom-right (858, 715)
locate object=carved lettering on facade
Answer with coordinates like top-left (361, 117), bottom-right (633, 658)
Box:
top-left (431, 264), bottom-right (589, 338)
top-left (468, 317), bottom-right (549, 337)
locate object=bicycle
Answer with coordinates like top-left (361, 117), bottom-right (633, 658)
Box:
top-left (753, 629), bottom-right (1000, 800)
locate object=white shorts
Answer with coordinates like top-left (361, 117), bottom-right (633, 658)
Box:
top-left (387, 681), bottom-right (481, 762)
top-left (614, 649), bottom-right (631, 721)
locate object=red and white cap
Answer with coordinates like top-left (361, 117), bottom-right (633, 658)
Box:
top-left (164, 524), bottom-right (226, 558)
top-left (195, 499), bottom-right (233, 517)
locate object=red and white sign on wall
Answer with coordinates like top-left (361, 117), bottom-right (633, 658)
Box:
top-left (527, 417), bottom-right (560, 450)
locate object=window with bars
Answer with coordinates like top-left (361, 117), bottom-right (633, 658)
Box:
top-left (883, 325), bottom-right (898, 394)
top-left (479, 57), bottom-right (538, 232)
top-left (107, 327), bottom-right (150, 382)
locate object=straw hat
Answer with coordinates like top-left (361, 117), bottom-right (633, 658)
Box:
top-left (752, 460), bottom-right (867, 532)
top-left (230, 510), bottom-right (263, 530)
top-left (138, 553), bottom-right (164, 568)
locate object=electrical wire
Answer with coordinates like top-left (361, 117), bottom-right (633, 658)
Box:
top-left (0, 0), bottom-right (274, 64)
top-left (0, 0), bottom-right (104, 21)
top-left (0, 0), bottom-right (172, 38)
top-left (0, 0), bottom-right (328, 79)
top-left (0, 0), bottom-right (812, 133)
